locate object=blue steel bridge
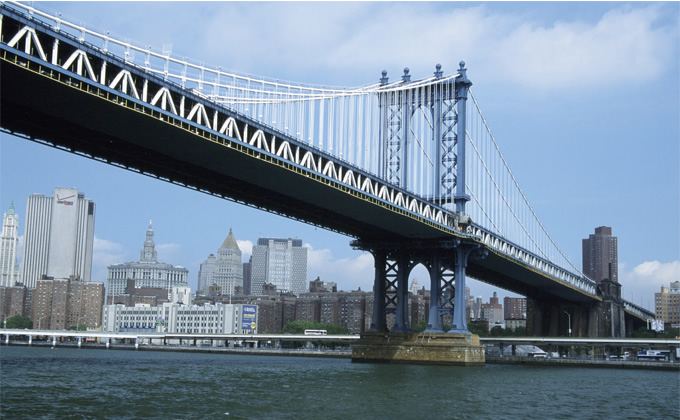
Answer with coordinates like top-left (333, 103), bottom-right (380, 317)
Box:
top-left (0, 2), bottom-right (652, 337)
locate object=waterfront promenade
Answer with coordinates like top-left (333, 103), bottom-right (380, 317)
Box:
top-left (2, 329), bottom-right (678, 371)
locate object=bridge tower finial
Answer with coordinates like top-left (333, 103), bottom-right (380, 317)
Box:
top-left (458, 61), bottom-right (469, 83)
top-left (434, 64), bottom-right (443, 79)
top-left (380, 70), bottom-right (389, 85)
top-left (402, 68), bottom-right (411, 83)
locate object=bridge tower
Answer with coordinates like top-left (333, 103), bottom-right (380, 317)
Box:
top-left (378, 62), bottom-right (471, 212)
top-left (353, 63), bottom-right (484, 365)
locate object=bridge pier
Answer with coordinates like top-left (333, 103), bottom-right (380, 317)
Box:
top-left (353, 238), bottom-right (485, 365)
top-left (527, 292), bottom-right (629, 339)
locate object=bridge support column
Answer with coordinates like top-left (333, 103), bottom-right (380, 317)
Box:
top-left (449, 244), bottom-right (476, 333)
top-left (369, 250), bottom-right (388, 332)
top-left (77, 337), bottom-right (82, 347)
top-left (28, 335), bottom-right (32, 346)
top-left (392, 252), bottom-right (412, 333)
top-left (588, 304), bottom-right (600, 337)
top-left (52, 336), bottom-right (56, 347)
top-left (548, 305), bottom-right (559, 337)
top-left (425, 255), bottom-right (445, 333)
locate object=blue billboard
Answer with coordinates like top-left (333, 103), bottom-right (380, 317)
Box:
top-left (241, 305), bottom-right (257, 330)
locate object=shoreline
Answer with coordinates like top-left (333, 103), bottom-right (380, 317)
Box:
top-left (486, 356), bottom-right (680, 371)
top-left (4, 341), bottom-right (680, 370)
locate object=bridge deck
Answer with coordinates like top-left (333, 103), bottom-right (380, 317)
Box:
top-left (0, 55), bottom-right (606, 304)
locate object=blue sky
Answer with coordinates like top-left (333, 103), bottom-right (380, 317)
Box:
top-left (1, 2), bottom-right (678, 311)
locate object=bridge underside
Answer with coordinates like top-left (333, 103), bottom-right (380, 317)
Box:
top-left (1, 60), bottom-right (440, 243)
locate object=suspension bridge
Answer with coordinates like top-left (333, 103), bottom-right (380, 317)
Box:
top-left (0, 2), bottom-right (652, 356)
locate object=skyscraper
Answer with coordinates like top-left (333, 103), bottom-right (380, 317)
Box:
top-left (0, 202), bottom-right (20, 287)
top-left (20, 188), bottom-right (95, 288)
top-left (212, 228), bottom-right (243, 296)
top-left (655, 282), bottom-right (680, 328)
top-left (198, 229), bottom-right (244, 296)
top-left (251, 237), bottom-right (307, 296)
top-left (582, 226), bottom-right (618, 283)
top-left (107, 222), bottom-right (188, 297)
top-left (197, 254), bottom-right (216, 295)
top-left (243, 256), bottom-right (252, 295)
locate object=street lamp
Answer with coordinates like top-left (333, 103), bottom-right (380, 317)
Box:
top-left (564, 310), bottom-right (572, 337)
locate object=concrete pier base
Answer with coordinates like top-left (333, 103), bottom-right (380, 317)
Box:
top-left (352, 332), bottom-right (485, 366)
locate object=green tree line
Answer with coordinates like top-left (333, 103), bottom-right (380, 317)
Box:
top-left (1, 315), bottom-right (33, 329)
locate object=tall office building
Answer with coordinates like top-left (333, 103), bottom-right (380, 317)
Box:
top-left (251, 237), bottom-right (307, 296)
top-left (197, 254), bottom-right (216, 295)
top-left (212, 229), bottom-right (243, 296)
top-left (0, 202), bottom-right (20, 287)
top-left (198, 229), bottom-right (243, 296)
top-left (107, 222), bottom-right (188, 297)
top-left (20, 188), bottom-right (95, 288)
top-left (243, 256), bottom-right (252, 296)
top-left (582, 226), bottom-right (618, 283)
top-left (655, 282), bottom-right (680, 328)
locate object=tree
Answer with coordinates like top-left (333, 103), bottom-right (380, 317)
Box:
top-left (4, 315), bottom-right (33, 329)
top-left (68, 323), bottom-right (88, 331)
top-left (467, 322), bottom-right (488, 337)
top-left (411, 320), bottom-right (428, 333)
top-left (631, 326), bottom-right (679, 339)
top-left (489, 326), bottom-right (505, 337)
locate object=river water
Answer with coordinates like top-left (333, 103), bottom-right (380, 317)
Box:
top-left (1, 345), bottom-right (677, 419)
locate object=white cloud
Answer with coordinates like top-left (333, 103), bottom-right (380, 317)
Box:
top-left (304, 243), bottom-right (374, 292)
top-left (91, 236), bottom-right (128, 283)
top-left (196, 3), bottom-right (675, 90)
top-left (156, 243), bottom-right (182, 264)
top-left (93, 236), bottom-right (127, 265)
top-left (492, 5), bottom-right (675, 90)
top-left (620, 260), bottom-right (680, 311)
top-left (237, 240), bottom-right (253, 258)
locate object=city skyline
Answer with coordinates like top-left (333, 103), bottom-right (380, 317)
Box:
top-left (1, 2), bottom-right (678, 310)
